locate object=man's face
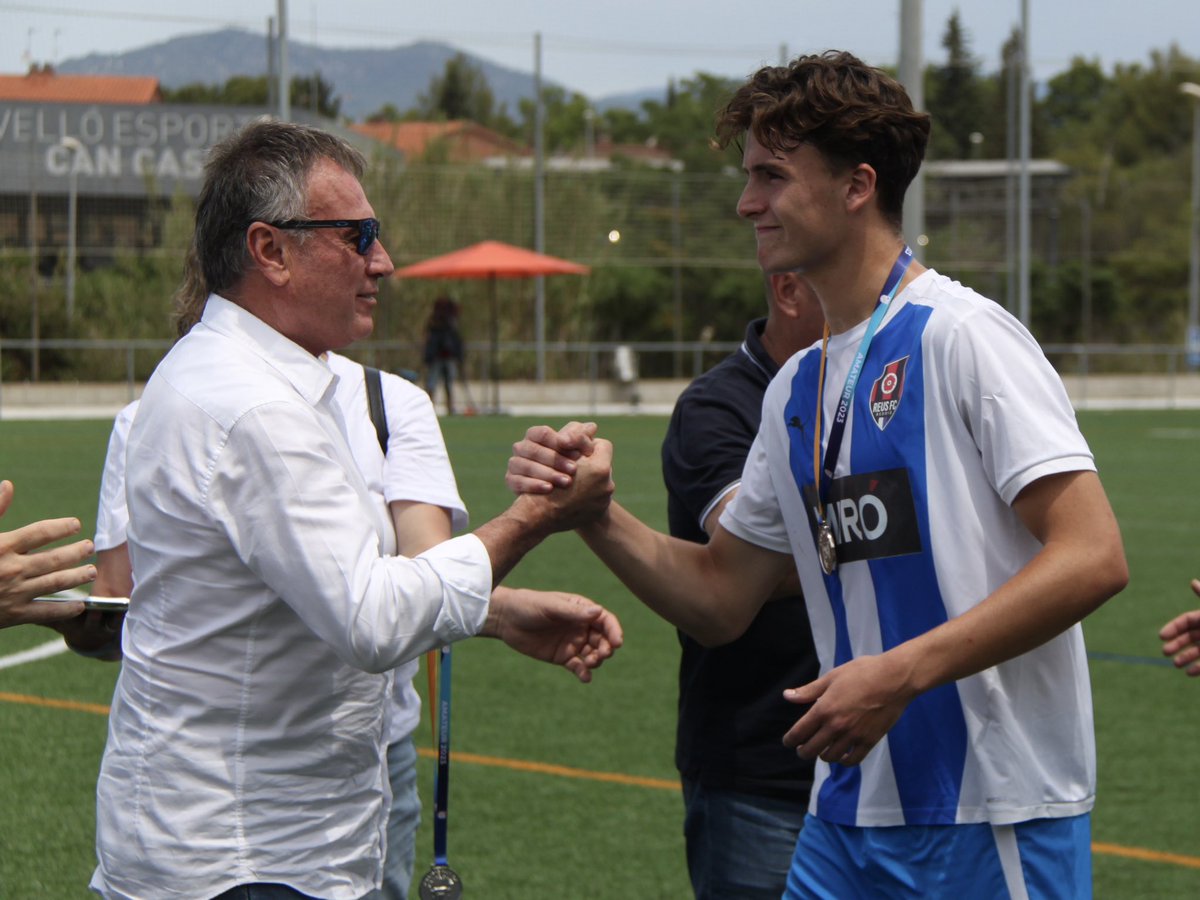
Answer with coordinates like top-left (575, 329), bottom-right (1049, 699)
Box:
top-left (736, 133), bottom-right (847, 276)
top-left (282, 158), bottom-right (395, 355)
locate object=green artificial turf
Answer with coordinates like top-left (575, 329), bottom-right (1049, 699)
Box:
top-left (0, 410), bottom-right (1197, 897)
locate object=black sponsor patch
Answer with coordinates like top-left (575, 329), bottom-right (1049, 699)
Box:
top-left (803, 468), bottom-right (922, 565)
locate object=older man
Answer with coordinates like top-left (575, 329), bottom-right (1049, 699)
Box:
top-left (91, 119), bottom-right (619, 900)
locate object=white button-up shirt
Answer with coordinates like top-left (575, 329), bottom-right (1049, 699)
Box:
top-left (91, 295), bottom-right (492, 900)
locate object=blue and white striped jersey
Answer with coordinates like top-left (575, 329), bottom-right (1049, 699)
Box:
top-left (723, 269), bottom-right (1098, 828)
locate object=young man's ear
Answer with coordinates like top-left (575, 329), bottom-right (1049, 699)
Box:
top-left (245, 222), bottom-right (291, 287)
top-left (844, 163), bottom-right (877, 214)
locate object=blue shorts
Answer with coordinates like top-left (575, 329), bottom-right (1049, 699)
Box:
top-left (785, 813), bottom-right (1092, 899)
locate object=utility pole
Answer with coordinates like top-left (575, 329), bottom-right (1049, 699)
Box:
top-left (1018, 0), bottom-right (1032, 328)
top-left (1181, 82), bottom-right (1200, 368)
top-left (533, 32), bottom-right (546, 382)
top-left (277, 0), bottom-right (289, 122)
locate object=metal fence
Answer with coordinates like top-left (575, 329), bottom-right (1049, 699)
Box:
top-left (3, 337), bottom-right (1199, 418)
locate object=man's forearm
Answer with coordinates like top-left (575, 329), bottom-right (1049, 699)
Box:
top-left (473, 494), bottom-right (561, 587)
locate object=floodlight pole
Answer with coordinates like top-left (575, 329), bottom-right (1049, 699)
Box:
top-left (534, 32), bottom-right (547, 383)
top-left (59, 135), bottom-right (83, 324)
top-left (1018, 0), bottom-right (1032, 328)
top-left (1181, 82), bottom-right (1200, 368)
top-left (899, 0), bottom-right (925, 257)
top-left (277, 0), bottom-right (289, 122)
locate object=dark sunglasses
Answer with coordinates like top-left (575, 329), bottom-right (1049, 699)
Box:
top-left (267, 218), bottom-right (381, 255)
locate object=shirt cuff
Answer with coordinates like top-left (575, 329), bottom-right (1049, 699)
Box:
top-left (418, 533), bottom-right (492, 643)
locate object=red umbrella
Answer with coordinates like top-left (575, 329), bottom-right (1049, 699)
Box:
top-left (395, 241), bottom-right (590, 412)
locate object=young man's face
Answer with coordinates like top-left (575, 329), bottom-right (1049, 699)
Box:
top-left (736, 133), bottom-right (849, 276)
top-left (281, 158), bottom-right (395, 355)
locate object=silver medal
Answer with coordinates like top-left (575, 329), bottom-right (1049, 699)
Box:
top-left (817, 522), bottom-right (838, 575)
top-left (419, 865), bottom-right (463, 900)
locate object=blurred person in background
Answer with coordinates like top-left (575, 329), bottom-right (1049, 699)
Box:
top-left (422, 295), bottom-right (464, 415)
top-left (661, 272), bottom-right (823, 899)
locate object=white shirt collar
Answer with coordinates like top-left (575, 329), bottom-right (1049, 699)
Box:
top-left (200, 293), bottom-right (335, 407)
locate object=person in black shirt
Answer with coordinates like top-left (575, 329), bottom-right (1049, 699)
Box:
top-left (661, 272), bottom-right (824, 899)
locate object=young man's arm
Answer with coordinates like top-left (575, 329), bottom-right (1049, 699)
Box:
top-left (781, 469), bottom-right (1128, 766)
top-left (508, 421), bottom-right (794, 644)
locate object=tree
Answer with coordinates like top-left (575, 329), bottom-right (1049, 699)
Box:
top-left (637, 72), bottom-right (743, 172)
top-left (162, 73), bottom-right (340, 119)
top-left (416, 53), bottom-right (515, 134)
top-left (516, 85), bottom-right (595, 154)
top-left (925, 11), bottom-right (984, 159)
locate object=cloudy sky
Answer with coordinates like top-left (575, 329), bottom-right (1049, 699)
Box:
top-left (2, 0), bottom-right (1197, 100)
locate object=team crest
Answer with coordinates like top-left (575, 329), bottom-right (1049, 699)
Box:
top-left (869, 356), bottom-right (910, 430)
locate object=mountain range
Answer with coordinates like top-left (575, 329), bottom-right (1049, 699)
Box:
top-left (55, 28), bottom-right (663, 121)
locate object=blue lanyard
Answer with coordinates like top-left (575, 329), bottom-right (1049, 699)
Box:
top-left (431, 645), bottom-right (453, 866)
top-left (815, 246), bottom-right (913, 498)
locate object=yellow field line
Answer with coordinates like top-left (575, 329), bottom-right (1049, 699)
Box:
top-left (1091, 841), bottom-right (1200, 869)
top-left (0, 690), bottom-right (112, 716)
top-left (417, 745), bottom-right (681, 791)
top-left (3, 690), bottom-right (1198, 870)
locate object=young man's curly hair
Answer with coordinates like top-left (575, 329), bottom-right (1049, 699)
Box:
top-left (716, 50), bottom-right (931, 229)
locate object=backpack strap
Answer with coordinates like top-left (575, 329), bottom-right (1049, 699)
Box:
top-left (364, 366), bottom-right (388, 456)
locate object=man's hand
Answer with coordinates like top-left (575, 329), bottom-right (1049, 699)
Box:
top-left (50, 609), bottom-right (126, 660)
top-left (483, 587), bottom-right (624, 682)
top-left (781, 652), bottom-right (917, 767)
top-left (513, 437), bottom-right (615, 533)
top-left (0, 480), bottom-right (96, 629)
top-left (507, 422), bottom-right (599, 494)
top-left (1160, 579), bottom-right (1200, 676)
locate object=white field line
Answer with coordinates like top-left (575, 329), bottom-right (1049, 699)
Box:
top-left (0, 638), bottom-right (69, 669)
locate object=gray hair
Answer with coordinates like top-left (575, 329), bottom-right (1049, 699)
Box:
top-left (194, 117), bottom-right (367, 295)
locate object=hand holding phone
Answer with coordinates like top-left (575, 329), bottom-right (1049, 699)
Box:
top-left (35, 595), bottom-right (130, 612)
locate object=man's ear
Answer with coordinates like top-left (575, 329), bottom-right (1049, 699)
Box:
top-left (769, 272), bottom-right (806, 321)
top-left (844, 162), bottom-right (877, 214)
top-left (245, 222), bottom-right (291, 287)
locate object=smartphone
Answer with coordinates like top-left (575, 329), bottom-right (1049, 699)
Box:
top-left (35, 595), bottom-right (130, 613)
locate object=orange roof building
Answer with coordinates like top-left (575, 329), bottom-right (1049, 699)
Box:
top-left (350, 119), bottom-right (528, 163)
top-left (0, 65), bottom-right (162, 105)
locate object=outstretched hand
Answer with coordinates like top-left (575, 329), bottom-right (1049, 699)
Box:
top-left (0, 480), bottom-right (96, 629)
top-left (507, 422), bottom-right (599, 494)
top-left (484, 587), bottom-right (624, 682)
top-left (780, 652), bottom-right (916, 767)
top-left (1159, 579), bottom-right (1200, 677)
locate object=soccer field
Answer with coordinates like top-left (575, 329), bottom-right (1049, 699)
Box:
top-left (1, 411), bottom-right (1198, 897)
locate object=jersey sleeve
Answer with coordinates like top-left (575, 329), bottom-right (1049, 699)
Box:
top-left (943, 302), bottom-right (1095, 505)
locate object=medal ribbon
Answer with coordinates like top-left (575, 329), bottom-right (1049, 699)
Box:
top-left (430, 645), bottom-right (453, 867)
top-left (812, 245), bottom-right (913, 519)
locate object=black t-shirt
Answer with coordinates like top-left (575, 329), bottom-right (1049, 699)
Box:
top-left (661, 318), bottom-right (818, 803)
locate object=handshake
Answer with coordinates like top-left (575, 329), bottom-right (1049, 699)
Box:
top-left (506, 421), bottom-right (614, 532)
